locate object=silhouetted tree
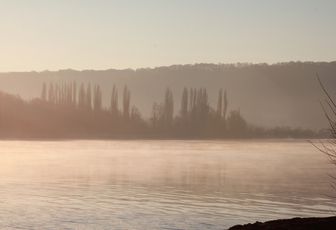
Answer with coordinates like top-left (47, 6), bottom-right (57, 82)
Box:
top-left (180, 87), bottom-right (188, 119)
top-left (48, 83), bottom-right (55, 103)
top-left (226, 110), bottom-right (247, 137)
top-left (189, 88), bottom-right (195, 113)
top-left (78, 83), bottom-right (86, 109)
top-left (86, 83), bottom-right (92, 110)
top-left (72, 81), bottom-right (77, 106)
top-left (41, 82), bottom-right (47, 101)
top-left (217, 88), bottom-right (223, 118)
top-left (131, 106), bottom-right (142, 121)
top-left (312, 77), bottom-right (336, 190)
top-left (0, 81), bottom-right (317, 139)
top-left (110, 85), bottom-right (119, 117)
top-left (54, 83), bottom-right (60, 104)
top-left (66, 82), bottom-right (72, 105)
top-left (163, 88), bottom-right (174, 126)
top-left (151, 102), bottom-right (161, 129)
top-left (223, 90), bottom-right (228, 121)
top-left (123, 85), bottom-right (131, 120)
top-left (195, 88), bottom-right (209, 122)
top-left (192, 88), bottom-right (197, 112)
top-left (93, 84), bottom-right (102, 111)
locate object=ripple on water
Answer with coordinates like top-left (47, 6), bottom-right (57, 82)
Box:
top-left (0, 140), bottom-right (335, 229)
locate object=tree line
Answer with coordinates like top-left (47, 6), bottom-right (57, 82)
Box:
top-left (0, 81), bottom-right (317, 139)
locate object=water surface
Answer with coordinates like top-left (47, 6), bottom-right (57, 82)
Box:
top-left (0, 140), bottom-right (335, 229)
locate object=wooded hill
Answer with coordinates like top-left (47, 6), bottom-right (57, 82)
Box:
top-left (0, 62), bottom-right (335, 130)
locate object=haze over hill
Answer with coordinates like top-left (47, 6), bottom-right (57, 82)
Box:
top-left (0, 62), bottom-right (335, 130)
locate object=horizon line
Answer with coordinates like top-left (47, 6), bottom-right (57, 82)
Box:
top-left (1, 60), bottom-right (336, 74)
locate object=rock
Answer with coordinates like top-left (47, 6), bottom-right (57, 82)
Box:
top-left (229, 216), bottom-right (336, 230)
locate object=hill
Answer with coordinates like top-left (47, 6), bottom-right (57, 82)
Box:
top-left (0, 62), bottom-right (335, 129)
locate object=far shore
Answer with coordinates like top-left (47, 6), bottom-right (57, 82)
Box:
top-left (0, 136), bottom-right (324, 142)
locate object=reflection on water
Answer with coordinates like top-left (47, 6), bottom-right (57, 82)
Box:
top-left (0, 140), bottom-right (335, 229)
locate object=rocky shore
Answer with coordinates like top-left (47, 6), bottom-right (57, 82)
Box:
top-left (229, 216), bottom-right (336, 230)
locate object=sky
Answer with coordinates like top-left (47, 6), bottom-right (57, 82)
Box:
top-left (0, 0), bottom-right (335, 72)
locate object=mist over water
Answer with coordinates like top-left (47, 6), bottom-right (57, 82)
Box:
top-left (0, 140), bottom-right (334, 229)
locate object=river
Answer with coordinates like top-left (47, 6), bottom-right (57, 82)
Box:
top-left (0, 140), bottom-right (334, 229)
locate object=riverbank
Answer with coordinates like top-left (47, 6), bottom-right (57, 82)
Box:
top-left (229, 216), bottom-right (336, 230)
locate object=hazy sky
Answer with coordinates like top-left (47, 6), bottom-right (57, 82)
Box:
top-left (0, 0), bottom-right (335, 71)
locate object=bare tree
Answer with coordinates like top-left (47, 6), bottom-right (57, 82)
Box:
top-left (311, 76), bottom-right (336, 190)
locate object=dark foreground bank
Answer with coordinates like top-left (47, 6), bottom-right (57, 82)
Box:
top-left (229, 216), bottom-right (336, 230)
